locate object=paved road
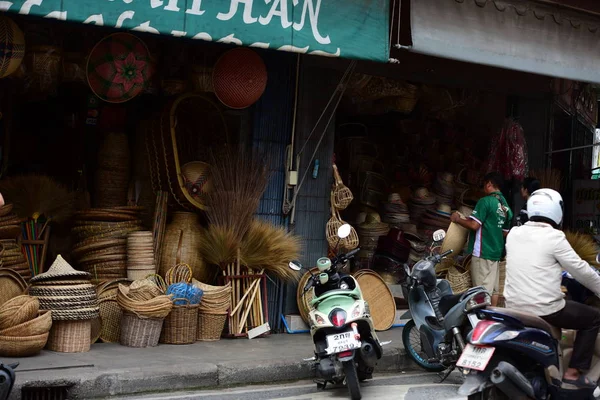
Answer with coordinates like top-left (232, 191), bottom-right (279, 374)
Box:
top-left (118, 372), bottom-right (467, 400)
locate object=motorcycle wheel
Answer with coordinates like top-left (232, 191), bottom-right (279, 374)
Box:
top-left (402, 319), bottom-right (445, 372)
top-left (468, 387), bottom-right (509, 400)
top-left (343, 360), bottom-right (362, 400)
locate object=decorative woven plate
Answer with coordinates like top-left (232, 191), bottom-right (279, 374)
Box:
top-left (353, 270), bottom-right (395, 331)
top-left (87, 33), bottom-right (153, 104)
top-left (0, 269), bottom-right (27, 306)
top-left (296, 268), bottom-right (319, 324)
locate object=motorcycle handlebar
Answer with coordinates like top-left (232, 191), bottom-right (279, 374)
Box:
top-left (440, 249), bottom-right (453, 258)
top-left (345, 248), bottom-right (360, 258)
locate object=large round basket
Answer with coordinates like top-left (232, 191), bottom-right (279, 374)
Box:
top-left (160, 300), bottom-right (198, 345)
top-left (0, 332), bottom-right (49, 357)
top-left (296, 268), bottom-right (319, 324)
top-left (197, 310), bottom-right (226, 341)
top-left (0, 16), bottom-right (25, 79)
top-left (353, 270), bottom-right (395, 331)
top-left (120, 311), bottom-right (164, 348)
top-left (47, 320), bottom-right (92, 353)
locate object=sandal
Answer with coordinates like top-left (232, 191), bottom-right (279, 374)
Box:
top-left (563, 375), bottom-right (597, 389)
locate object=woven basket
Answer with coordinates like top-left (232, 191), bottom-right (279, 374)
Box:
top-left (0, 295), bottom-right (40, 330)
top-left (448, 265), bottom-right (472, 294)
top-left (47, 320), bottom-right (92, 353)
top-left (498, 260), bottom-right (506, 295)
top-left (120, 311), bottom-right (163, 348)
top-left (0, 332), bottom-right (49, 357)
top-left (332, 164), bottom-right (353, 210)
top-left (0, 310), bottom-right (52, 336)
top-left (160, 299), bottom-right (198, 345)
top-left (197, 311), bottom-right (226, 341)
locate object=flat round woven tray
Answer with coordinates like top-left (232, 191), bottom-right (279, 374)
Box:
top-left (353, 270), bottom-right (395, 331)
top-left (296, 268), bottom-right (319, 324)
top-left (72, 239), bottom-right (127, 259)
top-left (74, 212), bottom-right (139, 222)
top-left (0, 225), bottom-right (22, 240)
top-left (0, 269), bottom-right (27, 306)
top-left (0, 204), bottom-right (13, 218)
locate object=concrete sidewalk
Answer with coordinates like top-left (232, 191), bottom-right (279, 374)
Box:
top-left (5, 329), bottom-right (415, 399)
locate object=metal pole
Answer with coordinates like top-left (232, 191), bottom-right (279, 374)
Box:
top-left (545, 142), bottom-right (600, 155)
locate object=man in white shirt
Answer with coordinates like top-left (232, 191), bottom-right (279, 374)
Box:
top-left (505, 188), bottom-right (600, 389)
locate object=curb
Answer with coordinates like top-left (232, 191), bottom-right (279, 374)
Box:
top-left (8, 345), bottom-right (416, 399)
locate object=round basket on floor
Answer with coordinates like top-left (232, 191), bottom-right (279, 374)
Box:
top-left (197, 311), bottom-right (226, 342)
top-left (120, 311), bottom-right (163, 348)
top-left (160, 299), bottom-right (198, 345)
top-left (47, 319), bottom-right (92, 353)
top-left (0, 332), bottom-right (49, 357)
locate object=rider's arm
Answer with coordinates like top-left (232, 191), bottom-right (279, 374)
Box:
top-left (554, 233), bottom-right (600, 295)
top-left (451, 197), bottom-right (488, 232)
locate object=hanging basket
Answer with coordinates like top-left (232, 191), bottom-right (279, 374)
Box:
top-left (120, 311), bottom-right (164, 348)
top-left (160, 299), bottom-right (198, 345)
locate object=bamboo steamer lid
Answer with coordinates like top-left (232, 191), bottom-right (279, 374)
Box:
top-left (353, 270), bottom-right (395, 331)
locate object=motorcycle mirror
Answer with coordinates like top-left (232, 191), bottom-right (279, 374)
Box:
top-left (288, 260), bottom-right (303, 271)
top-left (338, 224), bottom-right (352, 239)
top-left (433, 229), bottom-right (446, 242)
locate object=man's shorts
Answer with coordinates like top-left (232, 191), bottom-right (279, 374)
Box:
top-left (470, 256), bottom-right (500, 295)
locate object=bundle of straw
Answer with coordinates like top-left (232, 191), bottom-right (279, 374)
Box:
top-left (529, 169), bottom-right (562, 192)
top-left (565, 230), bottom-right (600, 268)
top-left (240, 219), bottom-right (302, 282)
top-left (0, 174), bottom-right (75, 222)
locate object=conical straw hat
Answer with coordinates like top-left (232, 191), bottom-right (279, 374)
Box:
top-left (30, 255), bottom-right (91, 283)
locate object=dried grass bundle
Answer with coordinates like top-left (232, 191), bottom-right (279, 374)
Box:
top-left (0, 174), bottom-right (75, 222)
top-left (205, 146), bottom-right (270, 245)
top-left (530, 169), bottom-right (562, 192)
top-left (198, 225), bottom-right (238, 267)
top-left (240, 219), bottom-right (302, 282)
top-left (565, 230), bottom-right (600, 268)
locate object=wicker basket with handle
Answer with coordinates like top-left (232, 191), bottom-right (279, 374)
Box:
top-left (332, 164), bottom-right (353, 210)
top-left (160, 299), bottom-right (198, 345)
top-left (447, 265), bottom-right (472, 294)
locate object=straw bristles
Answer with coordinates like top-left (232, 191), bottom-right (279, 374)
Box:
top-left (204, 146), bottom-right (269, 244)
top-left (240, 219), bottom-right (302, 282)
top-left (530, 169), bottom-right (562, 192)
top-left (198, 225), bottom-right (238, 267)
top-left (0, 174), bottom-right (75, 222)
top-left (565, 230), bottom-right (600, 268)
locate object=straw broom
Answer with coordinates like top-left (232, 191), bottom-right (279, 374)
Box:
top-left (565, 230), bottom-right (600, 268)
top-left (529, 169), bottom-right (562, 192)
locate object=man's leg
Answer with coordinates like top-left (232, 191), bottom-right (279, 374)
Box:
top-left (542, 301), bottom-right (600, 383)
top-left (491, 261), bottom-right (500, 307)
top-left (470, 257), bottom-right (497, 302)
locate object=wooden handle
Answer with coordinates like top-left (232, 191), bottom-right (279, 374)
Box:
top-left (332, 164), bottom-right (343, 186)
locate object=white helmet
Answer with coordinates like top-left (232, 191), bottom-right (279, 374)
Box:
top-left (527, 188), bottom-right (564, 226)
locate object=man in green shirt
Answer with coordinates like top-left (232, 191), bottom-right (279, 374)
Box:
top-left (451, 172), bottom-right (512, 306)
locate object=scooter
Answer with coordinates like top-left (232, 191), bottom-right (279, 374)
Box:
top-left (402, 229), bottom-right (492, 379)
top-left (457, 254), bottom-right (600, 400)
top-left (0, 362), bottom-right (17, 400)
top-left (289, 224), bottom-right (383, 400)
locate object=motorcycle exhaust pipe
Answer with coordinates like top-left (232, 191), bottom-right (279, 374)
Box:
top-left (359, 341), bottom-right (378, 368)
top-left (491, 361), bottom-right (535, 399)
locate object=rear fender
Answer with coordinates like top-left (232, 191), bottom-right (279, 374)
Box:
top-left (338, 350), bottom-right (355, 362)
top-left (457, 372), bottom-right (493, 396)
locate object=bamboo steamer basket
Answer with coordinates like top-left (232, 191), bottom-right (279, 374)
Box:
top-left (353, 270), bottom-right (395, 331)
top-left (160, 212), bottom-right (209, 282)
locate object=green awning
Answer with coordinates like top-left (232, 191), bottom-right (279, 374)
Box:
top-left (2, 0), bottom-right (390, 62)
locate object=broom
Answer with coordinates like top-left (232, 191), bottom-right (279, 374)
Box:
top-left (564, 230), bottom-right (600, 268)
top-left (530, 169), bottom-right (562, 192)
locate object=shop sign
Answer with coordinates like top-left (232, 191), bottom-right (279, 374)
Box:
top-left (572, 179), bottom-right (600, 232)
top-left (1, 0), bottom-right (390, 62)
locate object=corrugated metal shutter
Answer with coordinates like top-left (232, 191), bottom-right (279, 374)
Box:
top-left (252, 51), bottom-right (295, 330)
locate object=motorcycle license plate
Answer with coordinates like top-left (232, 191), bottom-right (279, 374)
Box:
top-left (325, 332), bottom-right (361, 355)
top-left (456, 344), bottom-right (495, 371)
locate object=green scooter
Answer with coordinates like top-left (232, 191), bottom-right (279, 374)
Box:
top-left (289, 224), bottom-right (384, 400)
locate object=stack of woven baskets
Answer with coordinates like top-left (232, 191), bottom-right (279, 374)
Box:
top-left (71, 207), bottom-right (144, 282)
top-left (0, 295), bottom-right (52, 356)
top-left (0, 204), bottom-right (23, 241)
top-left (95, 132), bottom-right (131, 208)
top-left (127, 231), bottom-right (155, 280)
top-left (382, 193), bottom-right (410, 228)
top-left (117, 279), bottom-right (172, 347)
top-left (192, 280), bottom-right (231, 341)
top-left (29, 255), bottom-right (100, 353)
top-left (160, 267), bottom-right (203, 345)
top-left (0, 239), bottom-right (30, 281)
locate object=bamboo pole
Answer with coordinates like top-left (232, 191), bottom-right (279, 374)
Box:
top-left (229, 269), bottom-right (264, 315)
top-left (238, 278), bottom-right (262, 333)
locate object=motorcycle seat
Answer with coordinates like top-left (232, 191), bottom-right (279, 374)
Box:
top-left (439, 293), bottom-right (463, 316)
top-left (488, 307), bottom-right (562, 340)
